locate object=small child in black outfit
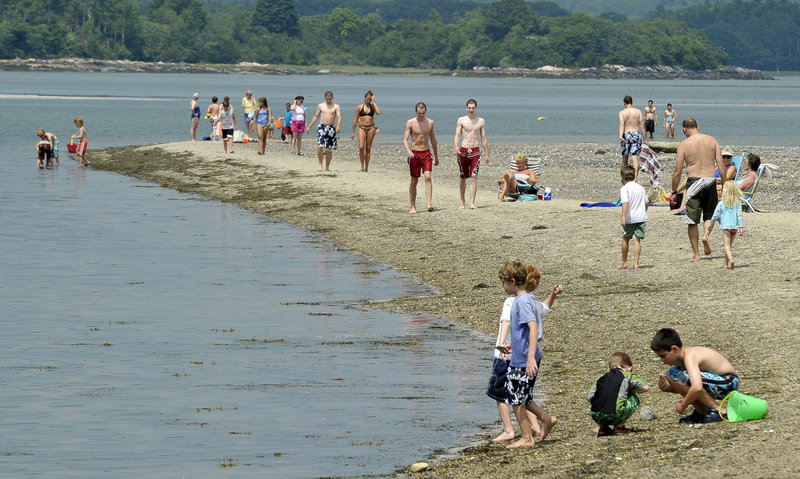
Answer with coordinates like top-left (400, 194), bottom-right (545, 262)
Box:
top-left (587, 352), bottom-right (650, 436)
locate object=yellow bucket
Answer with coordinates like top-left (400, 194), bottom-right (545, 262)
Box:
top-left (720, 391), bottom-right (768, 422)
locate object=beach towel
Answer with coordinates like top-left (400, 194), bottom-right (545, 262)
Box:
top-left (579, 201), bottom-right (622, 208)
top-left (639, 144), bottom-right (662, 187)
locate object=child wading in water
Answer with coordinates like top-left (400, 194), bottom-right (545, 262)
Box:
top-left (71, 117), bottom-right (89, 166)
top-left (489, 270), bottom-right (563, 442)
top-left (497, 261), bottom-right (558, 449)
top-left (704, 180), bottom-right (743, 269)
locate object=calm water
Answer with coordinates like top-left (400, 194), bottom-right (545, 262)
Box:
top-left (1, 71), bottom-right (798, 146)
top-left (1, 72), bottom-right (797, 477)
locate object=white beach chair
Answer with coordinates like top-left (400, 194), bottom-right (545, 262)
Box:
top-left (741, 163), bottom-right (778, 212)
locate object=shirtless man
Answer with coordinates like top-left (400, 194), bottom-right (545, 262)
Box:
top-left (403, 102), bottom-right (439, 214)
top-left (643, 99), bottom-right (657, 140)
top-left (619, 96), bottom-right (645, 181)
top-left (454, 99), bottom-right (490, 209)
top-left (671, 118), bottom-right (722, 262)
top-left (206, 96), bottom-right (221, 140)
top-left (306, 91), bottom-right (342, 172)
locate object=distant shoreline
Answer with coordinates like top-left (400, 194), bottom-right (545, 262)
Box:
top-left (0, 58), bottom-right (772, 80)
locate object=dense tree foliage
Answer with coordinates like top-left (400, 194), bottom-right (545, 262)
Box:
top-left (655, 0), bottom-right (800, 71)
top-left (3, 0), bottom-right (763, 71)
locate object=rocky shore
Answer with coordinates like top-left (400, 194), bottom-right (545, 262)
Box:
top-left (88, 139), bottom-right (799, 478)
top-left (1, 58), bottom-right (772, 79)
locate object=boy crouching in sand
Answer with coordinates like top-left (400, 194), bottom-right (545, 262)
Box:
top-left (497, 261), bottom-right (558, 449)
top-left (619, 166), bottom-right (648, 269)
top-left (587, 352), bottom-right (650, 436)
top-left (651, 328), bottom-right (739, 423)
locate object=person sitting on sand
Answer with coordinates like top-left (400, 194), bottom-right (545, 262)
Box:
top-left (588, 352), bottom-right (650, 437)
top-left (490, 272), bottom-right (562, 443)
top-left (651, 328), bottom-right (739, 423)
top-left (498, 153), bottom-right (537, 200)
top-left (497, 261), bottom-right (558, 449)
top-left (619, 166), bottom-right (648, 270)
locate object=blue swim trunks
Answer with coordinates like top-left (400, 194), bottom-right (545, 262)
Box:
top-left (666, 366), bottom-right (739, 400)
top-left (620, 131), bottom-right (642, 157)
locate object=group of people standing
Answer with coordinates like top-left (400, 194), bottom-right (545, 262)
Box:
top-left (618, 95), bottom-right (763, 270)
top-left (191, 90), bottom-right (382, 173)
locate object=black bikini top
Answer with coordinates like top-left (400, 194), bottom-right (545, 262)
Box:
top-left (359, 104), bottom-right (374, 117)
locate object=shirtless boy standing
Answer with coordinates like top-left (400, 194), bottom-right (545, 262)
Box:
top-left (651, 328), bottom-right (739, 423)
top-left (643, 100), bottom-right (657, 140)
top-left (306, 91), bottom-right (342, 172)
top-left (403, 102), bottom-right (439, 214)
top-left (619, 96), bottom-right (645, 181)
top-left (671, 118), bottom-right (722, 262)
top-left (454, 99), bottom-right (490, 209)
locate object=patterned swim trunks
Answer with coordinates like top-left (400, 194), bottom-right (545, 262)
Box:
top-left (317, 124), bottom-right (338, 151)
top-left (620, 131), bottom-right (642, 157)
top-left (505, 364), bottom-right (539, 406)
top-left (666, 366), bottom-right (739, 400)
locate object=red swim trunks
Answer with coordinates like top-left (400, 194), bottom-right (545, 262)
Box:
top-left (408, 150), bottom-right (433, 178)
top-left (457, 147), bottom-right (481, 179)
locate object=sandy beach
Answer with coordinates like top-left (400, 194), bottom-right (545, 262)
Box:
top-left (91, 137), bottom-right (799, 478)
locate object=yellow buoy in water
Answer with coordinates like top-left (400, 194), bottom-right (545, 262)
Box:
top-left (538, 116), bottom-right (546, 120)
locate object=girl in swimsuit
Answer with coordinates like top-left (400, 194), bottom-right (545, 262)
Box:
top-left (664, 104), bottom-right (677, 139)
top-left (351, 90), bottom-right (381, 172)
top-left (255, 97), bottom-right (270, 155)
top-left (190, 93), bottom-right (200, 141)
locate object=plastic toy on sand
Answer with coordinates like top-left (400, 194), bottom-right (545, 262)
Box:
top-left (720, 391), bottom-right (768, 422)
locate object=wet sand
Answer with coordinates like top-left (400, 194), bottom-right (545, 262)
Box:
top-left (91, 138), bottom-right (800, 478)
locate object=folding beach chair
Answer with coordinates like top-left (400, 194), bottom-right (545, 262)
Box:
top-left (497, 156), bottom-right (541, 200)
top-left (730, 154), bottom-right (744, 180)
top-left (741, 163), bottom-right (778, 212)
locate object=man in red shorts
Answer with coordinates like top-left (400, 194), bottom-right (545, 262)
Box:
top-left (403, 102), bottom-right (439, 214)
top-left (454, 99), bottom-right (490, 209)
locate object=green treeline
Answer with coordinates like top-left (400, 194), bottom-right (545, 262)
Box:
top-left (1, 0), bottom-right (787, 71)
top-left (654, 0), bottom-right (800, 71)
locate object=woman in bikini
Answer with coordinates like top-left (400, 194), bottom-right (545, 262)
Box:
top-left (351, 91), bottom-right (381, 172)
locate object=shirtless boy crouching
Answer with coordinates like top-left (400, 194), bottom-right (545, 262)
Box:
top-left (403, 102), bottom-right (439, 214)
top-left (651, 328), bottom-right (739, 423)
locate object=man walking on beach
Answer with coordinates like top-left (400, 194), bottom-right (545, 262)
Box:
top-left (671, 118), bottom-right (722, 262)
top-left (619, 95), bottom-right (645, 181)
top-left (306, 91), bottom-right (342, 172)
top-left (404, 102), bottom-right (439, 214)
top-left (644, 99), bottom-right (657, 140)
top-left (454, 99), bottom-right (490, 209)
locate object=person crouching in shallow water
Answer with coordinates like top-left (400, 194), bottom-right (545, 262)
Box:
top-left (497, 261), bottom-right (559, 449)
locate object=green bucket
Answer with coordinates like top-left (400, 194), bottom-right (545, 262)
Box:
top-left (720, 391), bottom-right (768, 422)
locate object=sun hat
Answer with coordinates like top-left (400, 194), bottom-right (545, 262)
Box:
top-left (721, 148), bottom-right (733, 157)
top-left (192, 92), bottom-right (199, 99)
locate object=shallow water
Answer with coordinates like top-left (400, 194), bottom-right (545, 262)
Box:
top-left (0, 161), bottom-right (493, 477)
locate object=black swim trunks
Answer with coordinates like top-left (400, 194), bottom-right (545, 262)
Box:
top-left (645, 119), bottom-right (655, 134)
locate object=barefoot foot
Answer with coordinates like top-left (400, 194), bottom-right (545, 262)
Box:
top-left (491, 431), bottom-right (516, 442)
top-left (539, 415), bottom-right (558, 443)
top-left (506, 438), bottom-right (536, 449)
top-left (618, 264), bottom-right (628, 270)
top-left (703, 239), bottom-right (712, 256)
